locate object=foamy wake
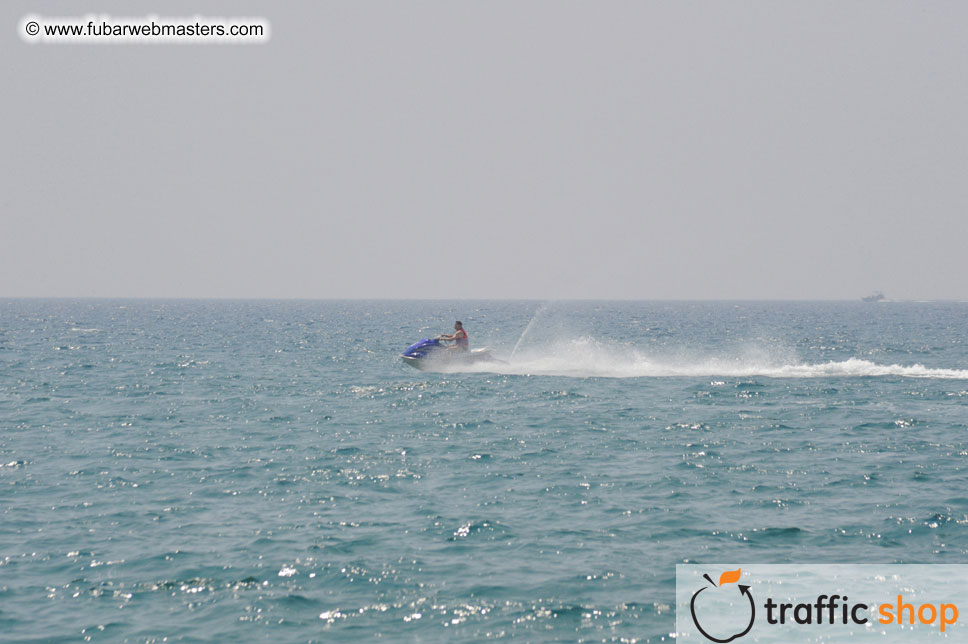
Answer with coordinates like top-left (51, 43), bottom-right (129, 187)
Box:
top-left (457, 338), bottom-right (968, 379)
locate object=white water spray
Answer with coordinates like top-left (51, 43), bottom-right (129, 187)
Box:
top-left (510, 302), bottom-right (550, 361)
top-left (473, 336), bottom-right (968, 379)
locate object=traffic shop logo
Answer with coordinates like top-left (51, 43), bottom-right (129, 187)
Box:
top-left (689, 569), bottom-right (755, 643)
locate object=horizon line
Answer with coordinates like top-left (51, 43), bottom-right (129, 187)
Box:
top-left (2, 296), bottom-right (965, 303)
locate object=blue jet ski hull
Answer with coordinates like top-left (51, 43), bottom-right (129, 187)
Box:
top-left (401, 338), bottom-right (495, 371)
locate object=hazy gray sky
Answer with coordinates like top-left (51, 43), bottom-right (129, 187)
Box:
top-left (3, 1), bottom-right (967, 300)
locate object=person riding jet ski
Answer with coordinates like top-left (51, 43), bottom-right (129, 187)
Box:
top-left (401, 321), bottom-right (498, 370)
top-left (438, 321), bottom-right (468, 351)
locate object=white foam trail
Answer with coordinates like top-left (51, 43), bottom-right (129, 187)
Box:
top-left (460, 338), bottom-right (968, 379)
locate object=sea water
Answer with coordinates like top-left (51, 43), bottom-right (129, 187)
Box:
top-left (1, 299), bottom-right (967, 643)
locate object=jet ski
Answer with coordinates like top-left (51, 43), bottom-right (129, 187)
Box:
top-left (401, 338), bottom-right (497, 371)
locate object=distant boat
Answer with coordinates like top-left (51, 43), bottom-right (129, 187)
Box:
top-left (862, 292), bottom-right (886, 302)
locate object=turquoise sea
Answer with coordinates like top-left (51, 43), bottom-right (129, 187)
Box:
top-left (2, 299), bottom-right (967, 643)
